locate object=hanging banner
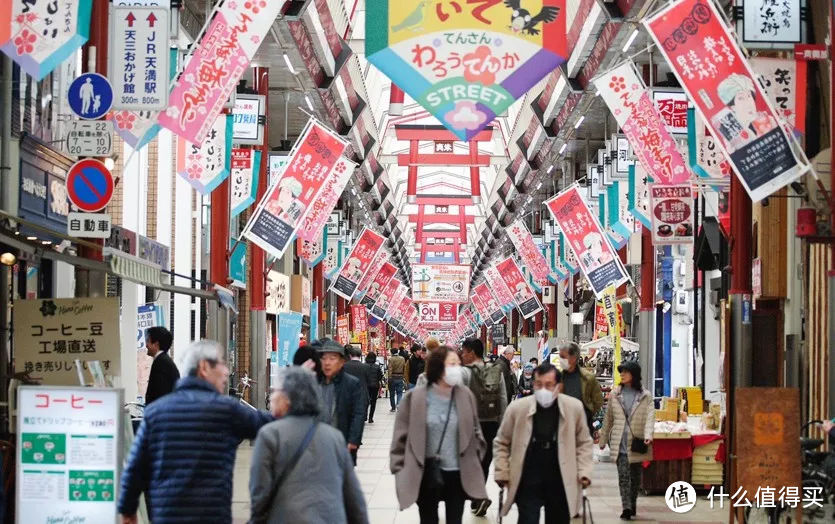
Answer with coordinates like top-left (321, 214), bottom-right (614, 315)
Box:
top-left (297, 228), bottom-right (326, 267)
top-left (296, 156), bottom-right (354, 242)
top-left (230, 148), bottom-right (261, 217)
top-left (365, 0), bottom-right (567, 140)
top-left (371, 277), bottom-right (401, 320)
top-left (601, 284), bottom-right (622, 384)
top-left (506, 219), bottom-right (556, 286)
top-left (360, 261), bottom-right (398, 309)
top-left (265, 271), bottom-right (290, 315)
top-left (651, 184), bottom-right (694, 245)
top-left (322, 235), bottom-right (342, 279)
top-left (109, 6), bottom-right (170, 111)
top-left (496, 257), bottom-right (544, 319)
top-left (310, 298), bottom-right (319, 342)
top-left (628, 163), bottom-right (653, 228)
top-left (330, 227), bottom-right (386, 300)
top-left (277, 312), bottom-right (303, 367)
top-left (229, 238), bottom-right (247, 288)
top-left (594, 61), bottom-right (689, 185)
top-left (469, 293), bottom-right (489, 323)
top-left (545, 186), bottom-right (630, 298)
top-left (2, 0), bottom-right (92, 80)
top-left (176, 114), bottom-right (232, 194)
top-left (158, 0), bottom-right (283, 143)
top-left (355, 253), bottom-right (387, 301)
top-left (645, 0), bottom-right (809, 202)
top-left (412, 264), bottom-right (471, 303)
top-left (473, 282), bottom-right (504, 323)
top-left (484, 264), bottom-right (516, 309)
top-left (386, 284), bottom-right (409, 322)
top-left (394, 296), bottom-right (415, 325)
top-left (242, 120), bottom-right (349, 260)
top-left (351, 304), bottom-right (369, 335)
top-left (750, 56), bottom-right (807, 137)
top-left (336, 315), bottom-right (350, 345)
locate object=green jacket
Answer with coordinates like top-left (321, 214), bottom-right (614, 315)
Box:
top-left (576, 366), bottom-right (604, 417)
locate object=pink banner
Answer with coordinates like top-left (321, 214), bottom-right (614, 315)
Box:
top-left (331, 227), bottom-right (386, 300)
top-left (350, 304), bottom-right (368, 333)
top-left (484, 265), bottom-right (515, 309)
top-left (360, 262), bottom-right (398, 309)
top-left (473, 282), bottom-right (504, 323)
top-left (296, 155), bottom-right (354, 242)
top-left (496, 257), bottom-right (544, 319)
top-left (370, 277), bottom-right (401, 320)
top-left (506, 219), bottom-right (554, 286)
top-left (356, 252), bottom-right (388, 296)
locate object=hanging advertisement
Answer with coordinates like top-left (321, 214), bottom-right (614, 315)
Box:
top-left (158, 0), bottom-right (284, 143)
top-left (16, 386), bottom-right (122, 523)
top-left (418, 302), bottom-right (458, 323)
top-left (469, 293), bottom-right (489, 323)
top-left (322, 235), bottom-right (342, 279)
top-left (265, 271), bottom-right (290, 315)
top-left (386, 284), bottom-right (408, 322)
top-left (355, 252), bottom-right (388, 298)
top-left (651, 185), bottom-right (694, 245)
top-left (506, 219), bottom-right (555, 286)
top-left (175, 115), bottom-right (232, 194)
top-left (351, 304), bottom-right (368, 334)
top-left (615, 136), bottom-right (632, 175)
top-left (229, 238), bottom-right (247, 288)
top-left (628, 163), bottom-right (652, 228)
top-left (412, 264), bottom-right (471, 303)
top-left (394, 296), bottom-right (416, 325)
top-left (230, 148), bottom-right (261, 217)
top-left (594, 61), bottom-right (689, 185)
top-left (496, 257), bottom-right (544, 319)
top-left (485, 264), bottom-right (516, 309)
top-left (601, 284), bottom-right (623, 384)
top-left (13, 298), bottom-right (121, 385)
top-left (277, 312), bottom-right (303, 367)
top-left (473, 282), bottom-right (504, 323)
top-left (336, 315), bottom-right (350, 345)
top-left (268, 153), bottom-right (290, 187)
top-left (652, 90), bottom-right (689, 135)
top-left (750, 56), bottom-right (807, 137)
top-left (360, 261), bottom-right (398, 309)
top-left (109, 6), bottom-right (169, 111)
top-left (645, 0), bottom-right (809, 202)
top-left (740, 0), bottom-right (802, 47)
top-left (297, 228), bottom-right (326, 267)
top-left (242, 120), bottom-right (349, 260)
top-left (2, 0), bottom-right (92, 80)
top-left (296, 156), bottom-right (355, 242)
top-left (330, 227), bottom-right (386, 300)
top-left (545, 186), bottom-right (630, 298)
top-left (371, 277), bottom-right (401, 320)
top-left (365, 1), bottom-right (567, 141)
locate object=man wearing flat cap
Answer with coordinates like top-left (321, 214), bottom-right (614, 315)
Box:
top-left (313, 338), bottom-right (366, 465)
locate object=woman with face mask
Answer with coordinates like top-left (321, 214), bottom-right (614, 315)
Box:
top-left (390, 346), bottom-right (487, 524)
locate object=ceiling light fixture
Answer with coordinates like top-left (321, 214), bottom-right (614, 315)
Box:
top-left (559, 143), bottom-right (568, 155)
top-left (536, 181), bottom-right (543, 190)
top-left (547, 165), bottom-right (554, 174)
top-left (283, 54), bottom-right (296, 74)
top-left (0, 253), bottom-right (16, 266)
top-left (304, 95), bottom-right (314, 111)
top-left (574, 116), bottom-right (584, 129)
top-left (622, 29), bottom-right (640, 53)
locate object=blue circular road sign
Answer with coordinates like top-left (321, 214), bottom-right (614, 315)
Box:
top-left (66, 159), bottom-right (114, 212)
top-left (68, 73), bottom-right (114, 120)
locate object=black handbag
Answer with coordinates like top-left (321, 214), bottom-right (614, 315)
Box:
top-left (421, 387), bottom-right (456, 497)
top-left (618, 395), bottom-right (649, 454)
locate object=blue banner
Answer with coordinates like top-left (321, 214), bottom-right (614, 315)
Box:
top-left (310, 299), bottom-right (318, 342)
top-left (277, 312), bottom-right (303, 367)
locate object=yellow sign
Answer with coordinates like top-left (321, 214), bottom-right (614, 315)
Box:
top-left (601, 285), bottom-right (622, 384)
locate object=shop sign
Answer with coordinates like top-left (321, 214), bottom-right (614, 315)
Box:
top-left (751, 57), bottom-right (807, 137)
top-left (651, 185), bottom-right (694, 245)
top-left (496, 257), bottom-right (543, 319)
top-left (419, 302), bottom-right (458, 323)
top-left (106, 226), bottom-right (137, 255)
top-left (545, 185), bottom-right (630, 299)
top-left (137, 234), bottom-right (170, 271)
top-left (67, 212), bottom-right (111, 239)
top-left (229, 238), bottom-right (246, 289)
top-left (296, 156), bottom-right (355, 242)
top-left (752, 257), bottom-right (762, 299)
top-left (19, 149), bottom-right (70, 234)
top-left (13, 298), bottom-right (121, 385)
top-left (265, 271), bottom-right (290, 315)
top-left (434, 141), bottom-right (454, 153)
top-left (652, 90), bottom-right (689, 135)
top-left (16, 386), bottom-right (122, 522)
top-left (310, 298), bottom-right (318, 341)
top-left (268, 153), bottom-right (289, 188)
top-left (230, 148), bottom-right (261, 217)
top-left (2, 0), bottom-right (92, 80)
top-left (175, 114), bottom-right (232, 194)
top-left (645, 0), bottom-right (809, 202)
top-left (794, 44), bottom-right (827, 61)
top-left (366, 0), bottom-right (567, 140)
top-left (351, 304), bottom-right (368, 334)
top-left (594, 61), bottom-right (689, 185)
top-left (158, 0), bottom-right (283, 143)
top-left (330, 227), bottom-right (386, 301)
top-left (104, 248), bottom-right (164, 287)
top-left (506, 218), bottom-right (556, 286)
top-left (360, 261), bottom-right (398, 309)
top-left (297, 228), bottom-right (326, 267)
top-left (231, 94), bottom-right (265, 145)
top-left (326, 211), bottom-right (342, 236)
top-left (740, 0), bottom-right (802, 47)
top-left (243, 120), bottom-right (349, 260)
top-left (336, 315), bottom-right (350, 345)
top-left (276, 312), bottom-right (302, 367)
top-left (109, 6), bottom-right (169, 111)
top-left (64, 120), bottom-right (114, 158)
top-left (615, 136), bottom-right (631, 175)
top-left (412, 264), bottom-right (471, 303)
top-left (371, 277), bottom-right (401, 320)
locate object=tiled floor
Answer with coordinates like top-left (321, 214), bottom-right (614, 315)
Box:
top-left (232, 397), bottom-right (728, 523)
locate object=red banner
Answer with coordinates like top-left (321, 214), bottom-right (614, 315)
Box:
top-left (370, 277), bottom-right (401, 320)
top-left (505, 219), bottom-right (554, 286)
top-left (331, 227), bottom-right (386, 300)
top-left (360, 261), bottom-right (398, 308)
top-left (496, 257), bottom-right (544, 319)
top-left (337, 315), bottom-right (350, 345)
top-left (350, 304), bottom-right (368, 334)
top-left (355, 252), bottom-right (388, 296)
top-left (473, 282), bottom-right (504, 323)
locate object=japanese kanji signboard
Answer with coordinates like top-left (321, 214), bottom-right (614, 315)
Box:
top-left (545, 186), bottom-right (630, 298)
top-left (331, 227), bottom-right (386, 300)
top-left (109, 5), bottom-right (169, 111)
top-left (351, 304), bottom-right (368, 334)
top-left (496, 256), bottom-right (543, 319)
top-left (484, 264), bottom-right (515, 309)
top-left (242, 120), bottom-right (349, 260)
top-left (751, 56), bottom-right (807, 137)
top-left (337, 315), bottom-right (350, 345)
top-left (645, 0), bottom-right (809, 202)
top-left (229, 148), bottom-right (260, 217)
top-left (506, 218), bottom-right (554, 286)
top-left (17, 386), bottom-right (122, 523)
top-left (1, 0), bottom-right (92, 80)
top-left (652, 90), bottom-right (689, 134)
top-left (651, 184), bottom-right (694, 245)
top-left (175, 114), bottom-right (232, 194)
top-left (13, 298), bottom-right (121, 385)
top-left (297, 228), bottom-right (326, 267)
top-left (366, 0), bottom-right (567, 140)
top-left (473, 281), bottom-right (504, 323)
top-left (158, 0), bottom-right (282, 143)
top-left (412, 264), bottom-right (471, 303)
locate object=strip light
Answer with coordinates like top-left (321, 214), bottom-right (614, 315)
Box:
top-left (304, 95), bottom-right (314, 111)
top-left (574, 115), bottom-right (584, 129)
top-left (622, 29), bottom-right (639, 53)
top-left (559, 143), bottom-right (568, 155)
top-left (283, 54), bottom-right (296, 74)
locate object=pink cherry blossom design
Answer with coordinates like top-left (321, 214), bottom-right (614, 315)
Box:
top-left (14, 29), bottom-right (36, 55)
top-left (186, 164), bottom-right (203, 180)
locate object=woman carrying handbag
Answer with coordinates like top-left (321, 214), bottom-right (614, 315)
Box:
top-left (389, 346), bottom-right (487, 524)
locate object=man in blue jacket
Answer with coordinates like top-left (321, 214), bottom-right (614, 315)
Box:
top-left (314, 338), bottom-right (366, 465)
top-left (118, 340), bottom-right (273, 523)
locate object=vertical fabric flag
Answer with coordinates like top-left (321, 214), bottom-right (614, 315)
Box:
top-left (484, 264), bottom-right (516, 311)
top-left (230, 149), bottom-right (261, 217)
top-left (337, 315), bottom-right (351, 345)
top-left (310, 298), bottom-right (319, 342)
top-left (628, 163), bottom-right (653, 228)
top-left (496, 257), bottom-right (544, 319)
top-left (296, 156), bottom-right (355, 242)
top-left (645, 0), bottom-right (809, 202)
top-left (330, 227), bottom-right (386, 300)
top-left (750, 56), bottom-right (807, 138)
top-left (371, 277), bottom-right (401, 320)
top-left (351, 304), bottom-right (369, 335)
top-left (277, 312), bottom-right (303, 367)
top-left (601, 285), bottom-right (621, 384)
top-left (360, 261), bottom-right (398, 309)
top-left (355, 251), bottom-right (388, 298)
top-left (176, 115), bottom-right (232, 194)
top-left (297, 228), bottom-right (326, 267)
top-left (505, 219), bottom-right (557, 286)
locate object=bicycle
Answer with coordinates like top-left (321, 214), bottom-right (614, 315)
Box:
top-left (124, 401), bottom-right (145, 436)
top-left (230, 373), bottom-right (258, 411)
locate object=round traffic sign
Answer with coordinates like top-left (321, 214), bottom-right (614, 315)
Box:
top-left (66, 159), bottom-right (114, 212)
top-left (68, 73), bottom-right (114, 120)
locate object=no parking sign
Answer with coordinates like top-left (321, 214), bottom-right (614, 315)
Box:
top-left (66, 159), bottom-right (114, 212)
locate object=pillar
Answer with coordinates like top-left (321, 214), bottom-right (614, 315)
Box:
top-left (638, 227), bottom-right (655, 394)
top-left (469, 141), bottom-right (481, 203)
top-left (406, 140), bottom-right (418, 203)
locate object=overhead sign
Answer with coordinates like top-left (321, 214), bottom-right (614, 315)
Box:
top-left (175, 114), bottom-right (232, 194)
top-left (68, 212), bottom-right (111, 239)
top-left (64, 121), bottom-right (114, 158)
top-left (66, 159), bottom-right (114, 212)
top-left (230, 148), bottom-right (261, 217)
top-left (17, 386), bottom-right (122, 523)
top-left (104, 249), bottom-right (164, 287)
top-left (412, 264), bottom-right (471, 303)
top-left (740, 0), bottom-right (802, 47)
top-left (68, 73), bottom-right (114, 120)
top-left (419, 302), bottom-right (458, 323)
top-left (232, 94), bottom-right (265, 145)
top-left (229, 239), bottom-right (247, 288)
top-left (651, 184), bottom-right (694, 245)
top-left (109, 6), bottom-right (170, 111)
top-left (331, 227), bottom-right (386, 300)
top-left (371, 277), bottom-right (401, 320)
top-left (366, 0), bottom-right (568, 140)
top-left (13, 298), bottom-right (121, 385)
top-left (351, 304), bottom-right (369, 334)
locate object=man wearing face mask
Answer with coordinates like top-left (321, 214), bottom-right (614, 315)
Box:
top-left (558, 342), bottom-right (604, 438)
top-left (493, 363), bottom-right (594, 524)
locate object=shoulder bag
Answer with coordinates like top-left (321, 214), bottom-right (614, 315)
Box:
top-left (421, 386), bottom-right (456, 498)
top-left (618, 394), bottom-right (649, 454)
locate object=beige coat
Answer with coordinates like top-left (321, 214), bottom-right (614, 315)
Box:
top-left (599, 386), bottom-right (655, 463)
top-left (389, 385), bottom-right (487, 510)
top-left (493, 395), bottom-right (594, 517)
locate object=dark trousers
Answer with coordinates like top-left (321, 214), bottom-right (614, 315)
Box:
top-left (516, 480), bottom-right (570, 524)
top-left (616, 453), bottom-right (642, 512)
top-left (350, 447), bottom-right (358, 466)
top-left (367, 386), bottom-right (379, 421)
top-left (417, 470), bottom-right (467, 524)
top-left (389, 377), bottom-right (404, 409)
top-left (479, 421), bottom-right (500, 484)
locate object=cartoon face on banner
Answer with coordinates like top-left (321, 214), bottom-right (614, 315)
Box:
top-left (175, 115), bottom-right (232, 194)
top-left (366, 1), bottom-right (567, 140)
top-left (331, 227), bottom-right (385, 300)
top-left (484, 265), bottom-right (515, 308)
top-left (495, 257), bottom-right (542, 319)
top-left (356, 252), bottom-right (388, 295)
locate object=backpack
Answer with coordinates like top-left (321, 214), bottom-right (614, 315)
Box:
top-left (466, 363), bottom-right (504, 422)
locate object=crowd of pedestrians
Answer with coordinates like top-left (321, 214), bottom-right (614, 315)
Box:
top-left (117, 332), bottom-right (655, 523)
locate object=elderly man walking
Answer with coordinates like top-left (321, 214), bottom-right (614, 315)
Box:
top-left (118, 340), bottom-right (273, 523)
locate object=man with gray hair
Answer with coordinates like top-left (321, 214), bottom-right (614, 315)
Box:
top-left (250, 367), bottom-right (368, 523)
top-left (497, 345), bottom-right (518, 404)
top-left (118, 340), bottom-right (273, 524)
top-left (558, 341), bottom-right (603, 437)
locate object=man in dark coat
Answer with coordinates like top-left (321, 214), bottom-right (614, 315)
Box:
top-left (314, 338), bottom-right (366, 465)
top-left (118, 340), bottom-right (273, 523)
top-left (143, 327), bottom-right (179, 405)
top-left (343, 344), bottom-right (369, 407)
